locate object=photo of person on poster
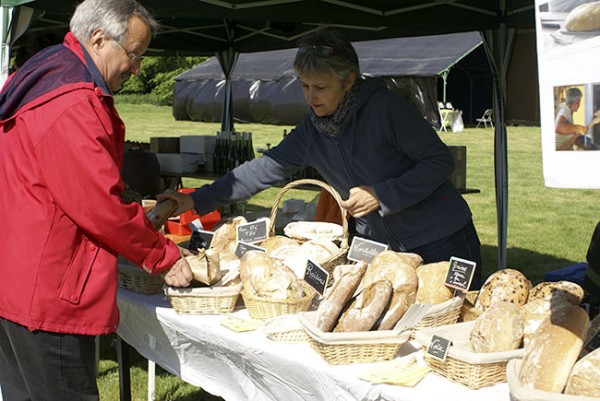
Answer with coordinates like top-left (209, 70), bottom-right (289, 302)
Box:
top-left (554, 85), bottom-right (600, 150)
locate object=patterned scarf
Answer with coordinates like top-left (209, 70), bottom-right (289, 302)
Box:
top-left (309, 80), bottom-right (361, 138)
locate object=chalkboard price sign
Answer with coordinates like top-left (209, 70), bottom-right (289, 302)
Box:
top-left (188, 229), bottom-right (214, 251)
top-left (444, 256), bottom-right (476, 292)
top-left (426, 335), bottom-right (452, 362)
top-left (234, 241), bottom-right (266, 259)
top-left (347, 236), bottom-right (388, 263)
top-left (304, 259), bottom-right (329, 296)
top-left (237, 219), bottom-right (268, 244)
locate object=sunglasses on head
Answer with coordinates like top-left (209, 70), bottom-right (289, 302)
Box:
top-left (298, 45), bottom-right (335, 56)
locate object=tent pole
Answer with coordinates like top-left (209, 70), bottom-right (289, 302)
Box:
top-left (0, 6), bottom-right (13, 88)
top-left (481, 24), bottom-right (515, 271)
top-left (217, 46), bottom-right (239, 133)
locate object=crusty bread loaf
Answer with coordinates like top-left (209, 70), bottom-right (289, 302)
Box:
top-left (376, 289), bottom-right (411, 331)
top-left (528, 281), bottom-right (584, 306)
top-left (210, 216), bottom-right (247, 256)
top-left (334, 280), bottom-right (393, 332)
top-left (565, 1), bottom-right (600, 32)
top-left (269, 245), bottom-right (306, 278)
top-left (415, 261), bottom-right (454, 304)
top-left (363, 250), bottom-right (418, 303)
top-left (300, 239), bottom-right (339, 262)
top-left (474, 268), bottom-right (531, 311)
top-left (316, 261), bottom-right (368, 332)
top-left (260, 235), bottom-right (299, 255)
top-left (470, 302), bottom-right (523, 353)
top-left (565, 348), bottom-right (600, 397)
top-left (397, 252), bottom-right (424, 270)
top-left (520, 297), bottom-right (573, 347)
top-left (518, 305), bottom-right (589, 393)
top-left (239, 251), bottom-right (304, 299)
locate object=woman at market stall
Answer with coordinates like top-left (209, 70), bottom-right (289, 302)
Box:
top-left (160, 28), bottom-right (483, 288)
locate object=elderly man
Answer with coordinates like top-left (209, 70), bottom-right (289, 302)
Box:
top-left (555, 87), bottom-right (589, 151)
top-left (0, 1), bottom-right (193, 399)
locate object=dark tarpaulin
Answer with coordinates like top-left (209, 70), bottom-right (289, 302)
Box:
top-left (173, 31), bottom-right (482, 126)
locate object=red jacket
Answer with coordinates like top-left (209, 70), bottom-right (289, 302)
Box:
top-left (0, 33), bottom-right (180, 335)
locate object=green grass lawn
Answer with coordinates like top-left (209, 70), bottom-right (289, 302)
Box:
top-left (98, 100), bottom-right (599, 400)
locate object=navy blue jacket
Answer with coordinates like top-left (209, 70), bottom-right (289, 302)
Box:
top-left (191, 78), bottom-right (472, 251)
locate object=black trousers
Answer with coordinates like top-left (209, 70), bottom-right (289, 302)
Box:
top-left (0, 317), bottom-right (99, 401)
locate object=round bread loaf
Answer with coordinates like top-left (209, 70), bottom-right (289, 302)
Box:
top-left (260, 235), bottom-right (299, 255)
top-left (300, 239), bottom-right (339, 262)
top-left (239, 251), bottom-right (303, 299)
top-left (528, 281), bottom-right (584, 306)
top-left (565, 347), bottom-right (600, 397)
top-left (565, 1), bottom-right (600, 32)
top-left (474, 268), bottom-right (531, 311)
top-left (269, 245), bottom-right (306, 278)
top-left (363, 250), bottom-right (418, 303)
top-left (316, 261), bottom-right (368, 332)
top-left (415, 261), bottom-right (454, 304)
top-left (470, 302), bottom-right (523, 353)
top-left (334, 280), bottom-right (393, 332)
top-left (518, 304), bottom-right (589, 393)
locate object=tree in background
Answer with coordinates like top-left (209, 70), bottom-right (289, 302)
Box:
top-left (119, 56), bottom-right (207, 105)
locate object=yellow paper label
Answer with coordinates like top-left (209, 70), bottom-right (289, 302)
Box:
top-left (220, 315), bottom-right (262, 332)
top-left (359, 358), bottom-right (430, 387)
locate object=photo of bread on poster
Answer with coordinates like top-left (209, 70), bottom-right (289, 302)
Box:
top-left (538, 0), bottom-right (600, 52)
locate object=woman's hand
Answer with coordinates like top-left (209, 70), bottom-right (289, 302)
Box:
top-left (163, 256), bottom-right (193, 287)
top-left (340, 186), bottom-right (380, 218)
top-left (156, 189), bottom-right (196, 217)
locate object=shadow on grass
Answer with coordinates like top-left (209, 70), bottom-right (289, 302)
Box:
top-left (481, 244), bottom-right (582, 285)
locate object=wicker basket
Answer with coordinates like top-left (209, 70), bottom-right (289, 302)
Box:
top-left (414, 321), bottom-right (524, 389)
top-left (299, 311), bottom-right (411, 365)
top-left (241, 282), bottom-right (316, 320)
top-left (506, 359), bottom-right (598, 401)
top-left (118, 257), bottom-right (164, 295)
top-left (412, 295), bottom-right (464, 332)
top-left (165, 283), bottom-right (242, 314)
top-left (268, 179), bottom-right (349, 275)
top-left (262, 314), bottom-right (309, 343)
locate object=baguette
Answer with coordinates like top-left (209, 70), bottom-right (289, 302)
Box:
top-left (315, 261), bottom-right (367, 332)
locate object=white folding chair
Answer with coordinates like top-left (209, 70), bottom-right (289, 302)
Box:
top-left (476, 108), bottom-right (494, 128)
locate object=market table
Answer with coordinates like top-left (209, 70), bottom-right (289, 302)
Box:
top-left (116, 288), bottom-right (510, 401)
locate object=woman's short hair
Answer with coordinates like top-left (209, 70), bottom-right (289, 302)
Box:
top-left (70, 0), bottom-right (159, 45)
top-left (293, 28), bottom-right (361, 81)
top-left (565, 87), bottom-right (583, 105)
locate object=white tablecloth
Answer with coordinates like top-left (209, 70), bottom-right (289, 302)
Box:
top-left (116, 288), bottom-right (510, 401)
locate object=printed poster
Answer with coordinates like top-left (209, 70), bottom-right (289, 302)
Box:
top-left (535, 0), bottom-right (600, 188)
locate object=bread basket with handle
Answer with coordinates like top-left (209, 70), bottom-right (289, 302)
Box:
top-left (268, 179), bottom-right (349, 275)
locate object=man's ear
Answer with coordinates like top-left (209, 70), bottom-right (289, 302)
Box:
top-left (345, 72), bottom-right (357, 90)
top-left (89, 28), bottom-right (109, 53)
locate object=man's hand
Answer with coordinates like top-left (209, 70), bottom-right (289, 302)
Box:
top-left (340, 186), bottom-right (380, 218)
top-left (156, 189), bottom-right (196, 217)
top-left (163, 256), bottom-right (193, 287)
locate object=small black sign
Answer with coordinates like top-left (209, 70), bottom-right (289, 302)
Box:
top-left (237, 219), bottom-right (268, 244)
top-left (234, 241), bottom-right (265, 259)
top-left (303, 259), bottom-right (329, 296)
top-left (427, 335), bottom-right (452, 362)
top-left (444, 256), bottom-right (476, 292)
top-left (188, 230), bottom-right (214, 251)
top-left (347, 237), bottom-right (388, 263)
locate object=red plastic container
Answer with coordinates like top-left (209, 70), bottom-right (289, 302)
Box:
top-left (164, 188), bottom-right (221, 234)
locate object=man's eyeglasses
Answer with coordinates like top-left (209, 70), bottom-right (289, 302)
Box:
top-left (298, 45), bottom-right (335, 56)
top-left (114, 40), bottom-right (143, 64)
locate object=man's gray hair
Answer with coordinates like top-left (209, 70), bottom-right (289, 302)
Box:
top-left (565, 87), bottom-right (582, 105)
top-left (70, 0), bottom-right (159, 45)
